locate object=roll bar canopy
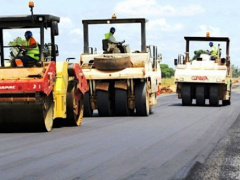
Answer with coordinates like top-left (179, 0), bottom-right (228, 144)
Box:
top-left (184, 36), bottom-right (230, 56)
top-left (0, 14), bottom-right (60, 67)
top-left (82, 18), bottom-right (147, 53)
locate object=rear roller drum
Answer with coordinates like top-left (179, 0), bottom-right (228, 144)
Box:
top-left (115, 89), bottom-right (129, 116)
top-left (135, 82), bottom-right (150, 116)
top-left (83, 91), bottom-right (93, 117)
top-left (97, 90), bottom-right (113, 116)
top-left (196, 85), bottom-right (205, 106)
top-left (209, 85), bottom-right (219, 106)
top-left (182, 84), bottom-right (192, 106)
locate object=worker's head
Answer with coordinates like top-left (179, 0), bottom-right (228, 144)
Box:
top-left (110, 27), bottom-right (115, 34)
top-left (24, 31), bottom-right (33, 39)
top-left (209, 42), bottom-right (213, 47)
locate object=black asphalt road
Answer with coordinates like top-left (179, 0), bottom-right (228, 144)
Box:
top-left (0, 89), bottom-right (240, 180)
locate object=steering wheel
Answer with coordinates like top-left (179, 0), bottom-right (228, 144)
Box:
top-left (10, 46), bottom-right (26, 59)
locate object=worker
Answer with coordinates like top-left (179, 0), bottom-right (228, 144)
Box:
top-left (105, 27), bottom-right (125, 53)
top-left (12, 31), bottom-right (40, 67)
top-left (207, 42), bottom-right (218, 60)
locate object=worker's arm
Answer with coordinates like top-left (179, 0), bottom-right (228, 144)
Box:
top-left (20, 43), bottom-right (37, 50)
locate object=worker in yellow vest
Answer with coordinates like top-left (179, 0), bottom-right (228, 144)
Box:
top-left (208, 42), bottom-right (218, 60)
top-left (105, 27), bottom-right (125, 53)
top-left (13, 31), bottom-right (40, 67)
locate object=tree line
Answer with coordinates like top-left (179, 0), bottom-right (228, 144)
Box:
top-left (232, 65), bottom-right (240, 78)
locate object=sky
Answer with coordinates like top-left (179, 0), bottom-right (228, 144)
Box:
top-left (1, 0), bottom-right (240, 67)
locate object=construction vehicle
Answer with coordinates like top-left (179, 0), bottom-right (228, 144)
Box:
top-left (80, 15), bottom-right (162, 116)
top-left (0, 2), bottom-right (88, 132)
top-left (174, 34), bottom-right (231, 106)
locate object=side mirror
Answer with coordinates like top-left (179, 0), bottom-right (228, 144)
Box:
top-left (174, 59), bottom-right (178, 66)
top-left (51, 21), bottom-right (59, 36)
top-left (157, 53), bottom-right (162, 62)
top-left (226, 60), bottom-right (230, 67)
top-left (55, 44), bottom-right (59, 56)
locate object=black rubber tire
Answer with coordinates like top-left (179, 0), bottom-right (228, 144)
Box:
top-left (97, 90), bottom-right (112, 116)
top-left (83, 91), bottom-right (93, 117)
top-left (115, 89), bottom-right (129, 116)
top-left (135, 82), bottom-right (149, 116)
top-left (209, 85), bottom-right (219, 106)
top-left (196, 85), bottom-right (205, 106)
top-left (223, 86), bottom-right (231, 106)
top-left (182, 84), bottom-right (192, 106)
top-left (222, 99), bottom-right (231, 106)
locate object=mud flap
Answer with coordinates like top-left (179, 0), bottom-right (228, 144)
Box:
top-left (96, 82), bottom-right (109, 91)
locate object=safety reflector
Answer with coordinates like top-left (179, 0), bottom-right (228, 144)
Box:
top-left (15, 59), bottom-right (24, 67)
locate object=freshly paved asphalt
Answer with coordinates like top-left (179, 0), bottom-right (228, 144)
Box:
top-left (0, 88), bottom-right (240, 180)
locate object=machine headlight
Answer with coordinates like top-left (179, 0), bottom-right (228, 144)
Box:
top-left (180, 77), bottom-right (184, 81)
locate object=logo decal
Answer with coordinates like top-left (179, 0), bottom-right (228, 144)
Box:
top-left (0, 86), bottom-right (16, 90)
top-left (191, 76), bottom-right (209, 81)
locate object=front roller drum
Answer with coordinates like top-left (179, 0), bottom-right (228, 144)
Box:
top-left (0, 94), bottom-right (54, 132)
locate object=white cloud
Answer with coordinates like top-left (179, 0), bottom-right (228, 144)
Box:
top-left (196, 25), bottom-right (227, 37)
top-left (114, 0), bottom-right (205, 17)
top-left (147, 18), bottom-right (183, 32)
top-left (59, 17), bottom-right (73, 29)
top-left (70, 28), bottom-right (82, 36)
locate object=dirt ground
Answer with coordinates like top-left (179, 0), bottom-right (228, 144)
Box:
top-left (161, 84), bottom-right (176, 94)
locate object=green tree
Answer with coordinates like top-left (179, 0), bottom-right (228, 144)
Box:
top-left (8, 37), bottom-right (27, 58)
top-left (232, 65), bottom-right (240, 78)
top-left (192, 49), bottom-right (207, 60)
top-left (160, 64), bottom-right (175, 78)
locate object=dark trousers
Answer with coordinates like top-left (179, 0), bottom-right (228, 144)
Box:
top-left (12, 55), bottom-right (39, 67)
top-left (117, 45), bottom-right (125, 53)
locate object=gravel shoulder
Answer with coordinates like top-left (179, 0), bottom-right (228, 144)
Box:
top-left (185, 89), bottom-right (240, 180)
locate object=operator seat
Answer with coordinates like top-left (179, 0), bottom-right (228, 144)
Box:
top-left (102, 39), bottom-right (109, 52)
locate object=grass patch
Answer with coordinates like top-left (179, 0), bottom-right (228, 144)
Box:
top-left (161, 77), bottom-right (175, 86)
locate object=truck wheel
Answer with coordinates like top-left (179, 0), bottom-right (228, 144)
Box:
top-left (115, 89), bottom-right (129, 116)
top-left (65, 86), bottom-right (84, 126)
top-left (222, 100), bottom-right (231, 106)
top-left (83, 92), bottom-right (93, 117)
top-left (209, 85), bottom-right (219, 106)
top-left (196, 85), bottom-right (205, 106)
top-left (222, 88), bottom-right (231, 106)
top-left (135, 82), bottom-right (149, 116)
top-left (182, 84), bottom-right (192, 106)
top-left (97, 90), bottom-right (112, 116)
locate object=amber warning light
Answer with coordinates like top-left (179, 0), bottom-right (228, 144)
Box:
top-left (29, 1), bottom-right (34, 7)
top-left (206, 32), bottom-right (210, 37)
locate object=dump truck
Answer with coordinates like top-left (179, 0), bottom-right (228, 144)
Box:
top-left (0, 2), bottom-right (88, 132)
top-left (80, 16), bottom-right (162, 116)
top-left (174, 35), bottom-right (231, 106)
